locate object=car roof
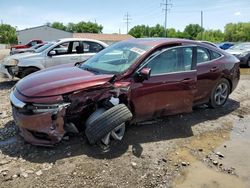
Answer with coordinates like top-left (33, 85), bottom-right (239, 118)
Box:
top-left (121, 38), bottom-right (218, 49)
top-left (58, 38), bottom-right (108, 46)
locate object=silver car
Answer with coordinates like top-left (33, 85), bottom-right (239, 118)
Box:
top-left (226, 42), bottom-right (250, 67)
top-left (0, 38), bottom-right (108, 78)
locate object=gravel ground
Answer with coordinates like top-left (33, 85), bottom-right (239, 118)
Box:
top-left (0, 49), bottom-right (250, 187)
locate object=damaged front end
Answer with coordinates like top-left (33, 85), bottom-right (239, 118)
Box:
top-left (10, 91), bottom-right (70, 146)
top-left (10, 79), bottom-right (130, 146)
top-left (0, 59), bottom-right (19, 79)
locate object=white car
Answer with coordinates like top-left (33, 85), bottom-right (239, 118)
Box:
top-left (0, 38), bottom-right (108, 78)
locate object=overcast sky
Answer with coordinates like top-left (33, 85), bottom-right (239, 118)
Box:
top-left (0, 0), bottom-right (249, 34)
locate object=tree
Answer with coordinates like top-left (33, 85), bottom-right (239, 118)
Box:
top-left (150, 24), bottom-right (164, 37)
top-left (74, 21), bottom-right (103, 33)
top-left (128, 25), bottom-right (150, 38)
top-left (129, 24), bottom-right (164, 38)
top-left (50, 21), bottom-right (103, 33)
top-left (184, 24), bottom-right (204, 39)
top-left (224, 22), bottom-right (250, 42)
top-left (0, 24), bottom-right (17, 44)
top-left (196, 29), bottom-right (224, 42)
top-left (51, 22), bottom-right (67, 31)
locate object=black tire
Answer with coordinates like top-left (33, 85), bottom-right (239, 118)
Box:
top-left (20, 67), bottom-right (39, 78)
top-left (85, 104), bottom-right (133, 145)
top-left (209, 78), bottom-right (230, 108)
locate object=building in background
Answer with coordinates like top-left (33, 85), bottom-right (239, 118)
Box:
top-left (73, 33), bottom-right (134, 45)
top-left (17, 25), bottom-right (72, 44)
top-left (17, 25), bottom-right (134, 45)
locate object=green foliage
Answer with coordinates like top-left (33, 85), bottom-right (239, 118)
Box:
top-left (129, 25), bottom-right (155, 38)
top-left (184, 24), bottom-right (204, 39)
top-left (129, 22), bottom-right (250, 42)
top-left (224, 22), bottom-right (250, 42)
top-left (0, 24), bottom-right (17, 44)
top-left (129, 24), bottom-right (165, 38)
top-left (51, 22), bottom-right (67, 31)
top-left (49, 21), bottom-right (103, 33)
top-left (196, 29), bottom-right (224, 42)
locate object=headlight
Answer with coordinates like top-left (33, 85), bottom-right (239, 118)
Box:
top-left (26, 103), bottom-right (70, 114)
top-left (6, 59), bottom-right (19, 66)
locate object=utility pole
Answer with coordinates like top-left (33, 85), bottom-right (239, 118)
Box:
top-left (201, 11), bottom-right (203, 40)
top-left (123, 12), bottom-right (131, 34)
top-left (161, 0), bottom-right (172, 37)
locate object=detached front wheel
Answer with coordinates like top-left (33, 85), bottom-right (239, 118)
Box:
top-left (85, 104), bottom-right (132, 146)
top-left (209, 78), bottom-right (230, 108)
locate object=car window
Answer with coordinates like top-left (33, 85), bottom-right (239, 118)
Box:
top-left (31, 41), bottom-right (38, 46)
top-left (197, 47), bottom-right (210, 64)
top-left (52, 42), bottom-right (70, 55)
top-left (83, 41), bottom-right (104, 53)
top-left (145, 47), bottom-right (193, 75)
top-left (72, 41), bottom-right (82, 54)
top-left (35, 42), bottom-right (55, 53)
top-left (210, 50), bottom-right (222, 59)
top-left (81, 42), bottom-right (150, 74)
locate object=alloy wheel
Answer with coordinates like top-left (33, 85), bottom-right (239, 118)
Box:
top-left (214, 82), bottom-right (229, 105)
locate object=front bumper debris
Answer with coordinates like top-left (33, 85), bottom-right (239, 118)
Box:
top-left (12, 107), bottom-right (66, 146)
top-left (0, 64), bottom-right (12, 79)
top-left (10, 91), bottom-right (68, 146)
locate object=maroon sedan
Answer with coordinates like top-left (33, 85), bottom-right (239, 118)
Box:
top-left (10, 38), bottom-right (240, 147)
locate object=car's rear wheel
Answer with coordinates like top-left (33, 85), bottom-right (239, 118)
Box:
top-left (85, 104), bottom-right (132, 146)
top-left (209, 78), bottom-right (230, 108)
top-left (20, 67), bottom-right (39, 78)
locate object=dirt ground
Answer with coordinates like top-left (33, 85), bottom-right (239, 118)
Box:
top-left (0, 50), bottom-right (250, 188)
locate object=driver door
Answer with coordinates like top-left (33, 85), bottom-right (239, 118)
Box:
top-left (45, 41), bottom-right (82, 68)
top-left (130, 46), bottom-right (197, 121)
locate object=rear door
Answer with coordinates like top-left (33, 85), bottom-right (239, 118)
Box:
top-left (194, 47), bottom-right (223, 104)
top-left (130, 46), bottom-right (197, 121)
top-left (80, 41), bottom-right (105, 61)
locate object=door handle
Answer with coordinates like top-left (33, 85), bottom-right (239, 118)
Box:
top-left (210, 66), bottom-right (219, 72)
top-left (181, 78), bottom-right (192, 84)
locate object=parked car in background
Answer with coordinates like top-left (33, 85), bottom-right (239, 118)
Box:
top-left (10, 39), bottom-right (43, 54)
top-left (226, 42), bottom-right (250, 67)
top-left (218, 42), bottom-right (234, 50)
top-left (9, 38), bottom-right (240, 147)
top-left (10, 42), bottom-right (47, 55)
top-left (0, 38), bottom-right (108, 78)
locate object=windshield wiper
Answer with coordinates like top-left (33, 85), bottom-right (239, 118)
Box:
top-left (82, 66), bottom-right (100, 74)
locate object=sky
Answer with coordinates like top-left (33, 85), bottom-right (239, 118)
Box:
top-left (0, 0), bottom-right (250, 34)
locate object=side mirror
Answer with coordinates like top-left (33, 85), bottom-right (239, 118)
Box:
top-left (138, 67), bottom-right (151, 80)
top-left (48, 50), bottom-right (56, 56)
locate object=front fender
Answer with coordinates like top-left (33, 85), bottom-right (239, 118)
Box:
top-left (18, 59), bottom-right (45, 70)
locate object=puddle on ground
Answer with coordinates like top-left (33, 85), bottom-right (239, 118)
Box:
top-left (240, 68), bottom-right (250, 75)
top-left (173, 161), bottom-right (245, 188)
top-left (172, 117), bottom-right (250, 188)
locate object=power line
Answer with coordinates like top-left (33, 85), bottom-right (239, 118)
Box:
top-left (123, 12), bottom-right (132, 34)
top-left (161, 0), bottom-right (173, 37)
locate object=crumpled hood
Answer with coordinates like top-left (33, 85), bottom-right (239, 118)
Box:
top-left (16, 66), bottom-right (114, 97)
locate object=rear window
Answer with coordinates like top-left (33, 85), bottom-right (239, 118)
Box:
top-left (210, 50), bottom-right (222, 59)
top-left (197, 47), bottom-right (210, 64)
